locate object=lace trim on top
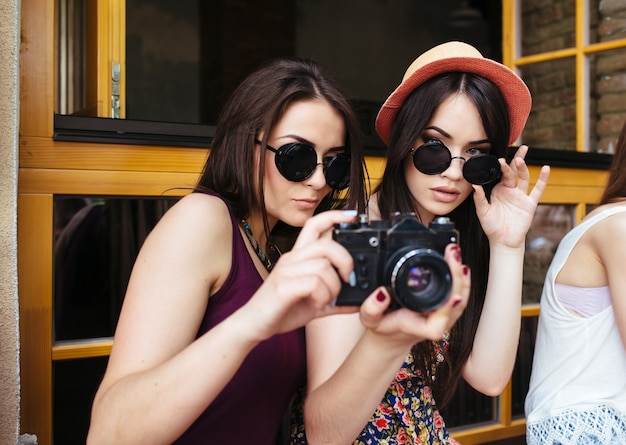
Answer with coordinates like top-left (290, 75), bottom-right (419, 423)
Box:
top-left (527, 405), bottom-right (626, 445)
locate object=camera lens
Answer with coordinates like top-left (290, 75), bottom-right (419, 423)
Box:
top-left (406, 265), bottom-right (433, 293)
top-left (386, 248), bottom-right (452, 312)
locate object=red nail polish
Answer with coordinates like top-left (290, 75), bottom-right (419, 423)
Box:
top-left (376, 290), bottom-right (386, 302)
top-left (452, 298), bottom-right (462, 308)
top-left (462, 265), bottom-right (469, 275)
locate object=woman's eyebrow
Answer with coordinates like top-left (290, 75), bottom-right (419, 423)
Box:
top-left (424, 125), bottom-right (451, 139)
top-left (424, 125), bottom-right (490, 145)
top-left (275, 134), bottom-right (346, 153)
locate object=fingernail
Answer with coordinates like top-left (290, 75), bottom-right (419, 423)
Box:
top-left (376, 290), bottom-right (386, 302)
top-left (349, 271), bottom-right (357, 287)
top-left (342, 210), bottom-right (357, 217)
top-left (450, 245), bottom-right (461, 262)
top-left (452, 297), bottom-right (462, 308)
top-left (462, 265), bottom-right (469, 276)
top-left (330, 298), bottom-right (337, 308)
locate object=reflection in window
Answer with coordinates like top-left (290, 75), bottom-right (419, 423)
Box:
top-left (511, 316), bottom-right (539, 418)
top-left (591, 0), bottom-right (626, 45)
top-left (521, 0), bottom-right (576, 57)
top-left (589, 46), bottom-right (626, 154)
top-left (58, 0), bottom-right (503, 128)
top-left (53, 196), bottom-right (178, 342)
top-left (523, 204), bottom-right (575, 304)
top-left (126, 0), bottom-right (201, 123)
top-left (58, 0), bottom-right (87, 115)
top-left (443, 380), bottom-right (495, 429)
top-left (521, 58), bottom-right (577, 150)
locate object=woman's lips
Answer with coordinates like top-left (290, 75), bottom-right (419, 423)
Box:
top-left (431, 187), bottom-right (460, 203)
top-left (293, 198), bottom-right (320, 210)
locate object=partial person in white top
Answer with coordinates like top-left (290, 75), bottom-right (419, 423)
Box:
top-left (525, 119), bottom-right (626, 445)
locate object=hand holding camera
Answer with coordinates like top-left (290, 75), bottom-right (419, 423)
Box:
top-left (333, 213), bottom-right (459, 312)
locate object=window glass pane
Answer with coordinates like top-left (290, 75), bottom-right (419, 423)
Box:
top-left (511, 316), bottom-right (539, 418)
top-left (591, 0), bottom-right (626, 44)
top-left (523, 204), bottom-right (576, 305)
top-left (53, 196), bottom-right (178, 341)
top-left (521, 0), bottom-right (575, 56)
top-left (126, 0), bottom-right (201, 123)
top-left (58, 0), bottom-right (87, 115)
top-left (442, 382), bottom-right (495, 428)
top-left (59, 0), bottom-right (504, 129)
top-left (520, 57), bottom-right (577, 150)
top-left (53, 356), bottom-right (108, 445)
top-left (589, 46), bottom-right (626, 154)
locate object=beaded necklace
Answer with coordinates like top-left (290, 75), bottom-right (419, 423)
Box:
top-left (239, 219), bottom-right (275, 272)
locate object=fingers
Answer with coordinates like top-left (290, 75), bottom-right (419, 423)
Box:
top-left (500, 146), bottom-right (531, 190)
top-left (268, 257), bottom-right (337, 313)
top-left (357, 243), bottom-right (471, 342)
top-left (359, 288), bottom-right (391, 329)
top-left (529, 165), bottom-right (551, 203)
top-left (289, 210), bottom-right (360, 284)
top-left (280, 234), bottom-right (355, 284)
top-left (444, 243), bottom-right (470, 316)
top-left (513, 144), bottom-right (529, 160)
top-left (292, 210), bottom-right (357, 250)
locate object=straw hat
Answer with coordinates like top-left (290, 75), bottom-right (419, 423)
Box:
top-left (375, 41), bottom-right (531, 146)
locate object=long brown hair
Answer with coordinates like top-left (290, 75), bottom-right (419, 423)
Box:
top-left (375, 72), bottom-right (510, 409)
top-left (598, 119), bottom-right (626, 205)
top-left (194, 57), bottom-right (368, 240)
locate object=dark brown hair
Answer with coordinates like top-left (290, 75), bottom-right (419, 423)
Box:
top-left (194, 57), bottom-right (368, 239)
top-left (598, 119), bottom-right (626, 205)
top-left (374, 72), bottom-right (510, 409)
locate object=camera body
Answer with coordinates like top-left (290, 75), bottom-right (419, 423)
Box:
top-left (333, 213), bottom-right (459, 312)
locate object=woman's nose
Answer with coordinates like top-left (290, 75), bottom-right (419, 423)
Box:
top-left (305, 163), bottom-right (328, 189)
top-left (442, 156), bottom-right (465, 180)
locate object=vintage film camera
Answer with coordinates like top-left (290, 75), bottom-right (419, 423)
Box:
top-left (333, 213), bottom-right (459, 312)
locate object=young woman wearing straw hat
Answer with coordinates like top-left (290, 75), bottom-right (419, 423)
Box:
top-left (291, 41), bottom-right (551, 444)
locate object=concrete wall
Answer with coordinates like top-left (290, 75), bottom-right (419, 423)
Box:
top-left (0, 0), bottom-right (20, 443)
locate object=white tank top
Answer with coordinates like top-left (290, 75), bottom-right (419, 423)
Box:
top-left (525, 206), bottom-right (626, 444)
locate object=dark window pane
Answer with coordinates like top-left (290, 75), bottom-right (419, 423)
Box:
top-left (53, 196), bottom-right (178, 341)
top-left (523, 204), bottom-right (575, 304)
top-left (60, 0), bottom-right (503, 129)
top-left (126, 0), bottom-right (201, 123)
top-left (512, 316), bottom-right (539, 418)
top-left (53, 356), bottom-right (108, 445)
top-left (442, 380), bottom-right (495, 428)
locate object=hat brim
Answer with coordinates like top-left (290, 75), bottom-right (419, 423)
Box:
top-left (375, 56), bottom-right (531, 146)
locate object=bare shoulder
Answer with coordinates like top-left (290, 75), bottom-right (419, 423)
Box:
top-left (161, 192), bottom-right (232, 231)
top-left (587, 204), bottom-right (626, 244)
top-left (101, 193), bottom-right (235, 379)
top-left (131, 191), bottom-right (235, 295)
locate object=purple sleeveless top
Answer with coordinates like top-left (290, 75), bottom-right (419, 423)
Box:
top-left (173, 195), bottom-right (306, 444)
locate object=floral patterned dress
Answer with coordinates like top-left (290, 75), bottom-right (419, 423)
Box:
top-left (290, 335), bottom-right (460, 445)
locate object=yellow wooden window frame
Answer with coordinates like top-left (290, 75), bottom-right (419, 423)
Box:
top-left (18, 1), bottom-right (612, 444)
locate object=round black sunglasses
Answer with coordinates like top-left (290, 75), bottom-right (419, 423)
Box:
top-left (409, 140), bottom-right (502, 185)
top-left (256, 139), bottom-right (351, 190)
